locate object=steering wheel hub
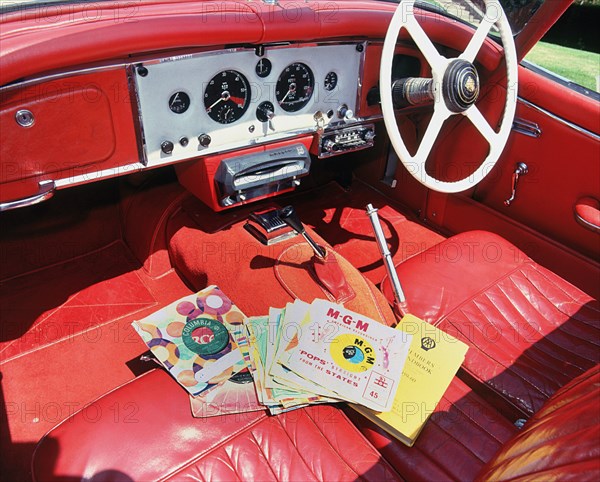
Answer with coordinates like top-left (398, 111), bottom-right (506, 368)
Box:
top-left (443, 60), bottom-right (480, 113)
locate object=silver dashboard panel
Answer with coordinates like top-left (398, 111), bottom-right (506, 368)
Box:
top-left (133, 43), bottom-right (364, 165)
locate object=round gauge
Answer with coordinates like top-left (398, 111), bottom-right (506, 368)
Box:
top-left (275, 62), bottom-right (314, 112)
top-left (324, 71), bottom-right (338, 91)
top-left (255, 58), bottom-right (272, 78)
top-left (204, 70), bottom-right (251, 124)
top-left (169, 91), bottom-right (191, 114)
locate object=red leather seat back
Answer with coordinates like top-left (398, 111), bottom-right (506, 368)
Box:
top-left (381, 231), bottom-right (600, 418)
top-left (476, 365), bottom-right (600, 481)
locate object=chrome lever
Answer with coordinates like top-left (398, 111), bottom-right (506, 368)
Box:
top-left (504, 162), bottom-right (528, 206)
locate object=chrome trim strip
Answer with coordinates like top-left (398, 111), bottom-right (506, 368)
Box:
top-left (518, 97), bottom-right (600, 141)
top-left (0, 180), bottom-right (55, 212)
top-left (0, 63), bottom-right (128, 93)
top-left (53, 163), bottom-right (145, 189)
top-left (356, 41), bottom-right (368, 115)
top-left (127, 64), bottom-right (149, 166)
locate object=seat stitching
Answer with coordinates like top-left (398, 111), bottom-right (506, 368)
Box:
top-left (440, 396), bottom-right (512, 446)
top-left (434, 260), bottom-right (533, 327)
top-left (248, 430), bottom-right (280, 481)
top-left (431, 416), bottom-right (491, 464)
top-left (492, 278), bottom-right (595, 372)
top-left (520, 266), bottom-right (600, 329)
top-left (466, 296), bottom-right (553, 398)
top-left (496, 270), bottom-right (600, 357)
top-left (527, 264), bottom-right (599, 315)
top-left (221, 444), bottom-right (243, 482)
top-left (157, 413), bottom-right (269, 481)
top-left (450, 301), bottom-right (550, 400)
top-left (302, 409), bottom-right (361, 479)
top-left (403, 436), bottom-right (461, 480)
top-left (274, 415), bottom-right (321, 481)
top-left (463, 286), bottom-right (568, 398)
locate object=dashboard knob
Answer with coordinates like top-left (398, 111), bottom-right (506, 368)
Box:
top-left (363, 130), bottom-right (376, 142)
top-left (161, 141), bottom-right (174, 155)
top-left (198, 134), bottom-right (212, 148)
top-left (323, 139), bottom-right (337, 153)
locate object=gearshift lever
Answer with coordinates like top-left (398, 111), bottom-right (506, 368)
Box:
top-left (279, 205), bottom-right (326, 259)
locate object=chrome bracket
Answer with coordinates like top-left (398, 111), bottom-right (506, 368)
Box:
top-left (512, 118), bottom-right (541, 138)
top-left (504, 162), bottom-right (528, 206)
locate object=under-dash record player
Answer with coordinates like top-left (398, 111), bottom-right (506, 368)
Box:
top-left (215, 142), bottom-right (311, 207)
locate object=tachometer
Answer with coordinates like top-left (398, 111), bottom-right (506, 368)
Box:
top-left (204, 70), bottom-right (251, 124)
top-left (275, 62), bottom-right (314, 112)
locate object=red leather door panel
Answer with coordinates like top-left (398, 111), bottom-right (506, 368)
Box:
top-left (473, 65), bottom-right (600, 261)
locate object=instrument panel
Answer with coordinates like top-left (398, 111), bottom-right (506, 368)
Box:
top-left (133, 43), bottom-right (365, 165)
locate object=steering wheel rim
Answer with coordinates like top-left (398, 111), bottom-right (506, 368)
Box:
top-left (380, 0), bottom-right (518, 193)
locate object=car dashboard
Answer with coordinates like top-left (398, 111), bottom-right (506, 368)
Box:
top-left (135, 42), bottom-right (365, 163)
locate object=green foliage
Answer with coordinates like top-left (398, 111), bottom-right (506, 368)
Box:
top-left (525, 41), bottom-right (600, 92)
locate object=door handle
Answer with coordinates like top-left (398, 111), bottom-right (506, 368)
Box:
top-left (574, 197), bottom-right (600, 234)
top-left (504, 163), bottom-right (528, 206)
top-left (0, 180), bottom-right (56, 212)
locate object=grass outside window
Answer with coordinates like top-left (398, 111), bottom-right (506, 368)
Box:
top-left (525, 41), bottom-right (600, 93)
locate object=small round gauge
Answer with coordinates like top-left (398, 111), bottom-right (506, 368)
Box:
top-left (275, 62), bottom-right (314, 112)
top-left (255, 58), bottom-right (272, 78)
top-left (169, 91), bottom-right (191, 114)
top-left (324, 71), bottom-right (338, 91)
top-left (204, 70), bottom-right (251, 124)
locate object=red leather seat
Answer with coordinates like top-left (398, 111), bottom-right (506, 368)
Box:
top-left (476, 364), bottom-right (600, 481)
top-left (31, 369), bottom-right (401, 482)
top-left (381, 230), bottom-right (600, 418)
top-left (31, 363), bottom-right (600, 482)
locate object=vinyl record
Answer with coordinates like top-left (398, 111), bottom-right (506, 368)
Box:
top-left (330, 333), bottom-right (376, 373)
top-left (182, 317), bottom-right (230, 355)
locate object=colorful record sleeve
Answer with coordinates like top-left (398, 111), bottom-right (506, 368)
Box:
top-left (132, 285), bottom-right (247, 396)
top-left (283, 299), bottom-right (412, 411)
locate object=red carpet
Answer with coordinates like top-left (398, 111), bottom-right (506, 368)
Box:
top-left (0, 243), bottom-right (191, 481)
top-left (0, 241), bottom-right (156, 362)
top-left (293, 181), bottom-right (446, 284)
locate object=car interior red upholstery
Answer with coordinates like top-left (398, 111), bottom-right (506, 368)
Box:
top-left (31, 369), bottom-right (402, 482)
top-left (1, 0), bottom-right (598, 480)
top-left (382, 231), bottom-right (600, 419)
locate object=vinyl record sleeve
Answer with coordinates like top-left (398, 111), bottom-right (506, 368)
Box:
top-left (132, 285), bottom-right (246, 396)
top-left (284, 299), bottom-right (412, 411)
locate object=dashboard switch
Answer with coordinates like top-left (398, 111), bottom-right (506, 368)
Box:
top-left (161, 141), bottom-right (174, 155)
top-left (198, 134), bottom-right (212, 148)
top-left (256, 101), bottom-right (275, 123)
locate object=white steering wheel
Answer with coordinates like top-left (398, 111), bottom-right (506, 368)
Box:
top-left (380, 0), bottom-right (518, 193)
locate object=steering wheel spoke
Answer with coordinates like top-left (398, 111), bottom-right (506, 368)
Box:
top-left (459, 7), bottom-right (497, 64)
top-left (404, 15), bottom-right (446, 75)
top-left (465, 105), bottom-right (498, 146)
top-left (414, 107), bottom-right (450, 163)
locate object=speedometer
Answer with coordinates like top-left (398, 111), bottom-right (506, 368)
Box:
top-left (275, 63), bottom-right (314, 112)
top-left (204, 70), bottom-right (251, 124)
